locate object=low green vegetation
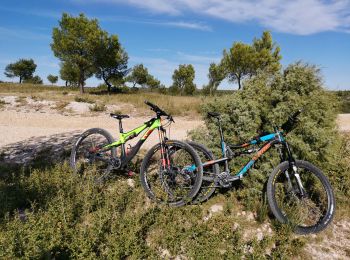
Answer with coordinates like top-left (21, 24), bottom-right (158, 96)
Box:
top-left (74, 95), bottom-right (94, 104)
top-left (0, 164), bottom-right (309, 259)
top-left (336, 90), bottom-right (350, 113)
top-left (0, 99), bottom-right (7, 109)
top-left (89, 102), bottom-right (106, 112)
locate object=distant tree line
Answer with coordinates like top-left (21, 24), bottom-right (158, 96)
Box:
top-left (3, 12), bottom-right (282, 96)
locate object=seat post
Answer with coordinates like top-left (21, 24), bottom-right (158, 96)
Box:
top-left (217, 117), bottom-right (225, 144)
top-left (118, 119), bottom-right (124, 133)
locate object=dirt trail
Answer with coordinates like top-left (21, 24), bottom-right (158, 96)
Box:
top-left (0, 110), bottom-right (202, 149)
top-left (337, 114), bottom-right (350, 132)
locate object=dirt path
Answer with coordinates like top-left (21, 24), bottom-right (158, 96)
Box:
top-left (337, 114), bottom-right (350, 132)
top-left (1, 111), bottom-right (349, 150)
top-left (0, 110), bottom-right (202, 149)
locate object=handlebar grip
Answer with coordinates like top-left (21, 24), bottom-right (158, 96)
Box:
top-left (281, 108), bottom-right (303, 133)
top-left (144, 100), bottom-right (154, 108)
top-left (291, 109), bottom-right (303, 120)
top-left (144, 100), bottom-right (170, 118)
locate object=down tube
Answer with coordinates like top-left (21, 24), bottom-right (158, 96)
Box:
top-left (236, 141), bottom-right (274, 177)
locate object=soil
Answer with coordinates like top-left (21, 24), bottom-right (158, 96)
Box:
top-left (0, 95), bottom-right (202, 149)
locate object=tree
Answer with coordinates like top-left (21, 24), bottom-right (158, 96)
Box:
top-left (47, 74), bottom-right (58, 85)
top-left (222, 43), bottom-right (256, 90)
top-left (221, 31), bottom-right (281, 90)
top-left (59, 62), bottom-right (80, 87)
top-left (51, 13), bottom-right (106, 94)
top-left (23, 75), bottom-right (43, 84)
top-left (126, 64), bottom-right (149, 88)
top-left (146, 74), bottom-right (161, 91)
top-left (95, 34), bottom-right (129, 93)
top-left (253, 31), bottom-right (281, 75)
top-left (170, 64), bottom-right (196, 95)
top-left (203, 63), bottom-right (225, 95)
top-left (4, 59), bottom-right (37, 83)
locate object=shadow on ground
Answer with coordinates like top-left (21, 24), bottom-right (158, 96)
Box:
top-left (0, 131), bottom-right (81, 169)
top-left (0, 131), bottom-right (82, 219)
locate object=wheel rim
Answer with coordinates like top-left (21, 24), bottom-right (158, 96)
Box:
top-left (273, 166), bottom-right (330, 229)
top-left (191, 146), bottom-right (216, 203)
top-left (144, 144), bottom-right (199, 204)
top-left (73, 133), bottom-right (113, 180)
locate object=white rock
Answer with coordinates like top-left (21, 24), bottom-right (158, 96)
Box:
top-left (66, 101), bottom-right (91, 114)
top-left (126, 178), bottom-right (135, 188)
top-left (210, 204), bottom-right (223, 213)
top-left (246, 211), bottom-right (255, 221)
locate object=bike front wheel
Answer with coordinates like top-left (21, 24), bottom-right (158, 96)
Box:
top-left (140, 140), bottom-right (203, 207)
top-left (267, 160), bottom-right (335, 234)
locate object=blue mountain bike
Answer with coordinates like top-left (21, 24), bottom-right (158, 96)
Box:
top-left (189, 110), bottom-right (335, 234)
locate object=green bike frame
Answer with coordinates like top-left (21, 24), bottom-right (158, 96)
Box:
top-left (101, 118), bottom-right (162, 168)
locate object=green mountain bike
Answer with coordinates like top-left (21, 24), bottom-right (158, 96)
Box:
top-left (189, 110), bottom-right (335, 234)
top-left (70, 101), bottom-right (203, 206)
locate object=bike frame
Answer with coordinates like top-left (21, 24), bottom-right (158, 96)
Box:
top-left (100, 118), bottom-right (162, 168)
top-left (203, 120), bottom-right (294, 180)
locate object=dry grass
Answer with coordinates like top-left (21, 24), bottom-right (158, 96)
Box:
top-left (53, 101), bottom-right (70, 113)
top-left (89, 102), bottom-right (106, 112)
top-left (0, 82), bottom-right (207, 117)
top-left (0, 100), bottom-right (7, 109)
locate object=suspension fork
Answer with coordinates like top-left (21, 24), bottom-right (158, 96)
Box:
top-left (158, 127), bottom-right (170, 169)
top-left (283, 141), bottom-right (305, 196)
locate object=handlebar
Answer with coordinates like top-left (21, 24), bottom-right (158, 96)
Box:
top-left (144, 101), bottom-right (174, 122)
top-left (280, 108), bottom-right (303, 133)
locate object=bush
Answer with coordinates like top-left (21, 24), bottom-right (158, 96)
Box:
top-left (74, 95), bottom-right (94, 103)
top-left (189, 62), bottom-right (349, 209)
top-left (336, 90), bottom-right (350, 113)
top-left (23, 75), bottom-right (43, 85)
top-left (0, 164), bottom-right (306, 258)
top-left (89, 102), bottom-right (106, 112)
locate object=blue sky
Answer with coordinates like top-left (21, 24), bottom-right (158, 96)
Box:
top-left (0, 0), bottom-right (349, 89)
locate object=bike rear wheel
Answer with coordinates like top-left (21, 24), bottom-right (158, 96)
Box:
top-left (140, 140), bottom-right (203, 207)
top-left (187, 141), bottom-right (219, 204)
top-left (70, 128), bottom-right (116, 183)
top-left (267, 160), bottom-right (335, 234)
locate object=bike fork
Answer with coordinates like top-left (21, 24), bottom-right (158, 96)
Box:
top-left (291, 165), bottom-right (306, 196)
top-left (283, 142), bottom-right (305, 196)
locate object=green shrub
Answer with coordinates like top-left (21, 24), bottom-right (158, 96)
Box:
top-left (336, 90), bottom-right (350, 113)
top-left (0, 164), bottom-right (306, 258)
top-left (0, 99), bottom-right (7, 109)
top-left (74, 95), bottom-right (94, 103)
top-left (189, 62), bottom-right (349, 209)
top-left (89, 102), bottom-right (106, 112)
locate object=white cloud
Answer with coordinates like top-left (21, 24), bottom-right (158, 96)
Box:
top-left (98, 15), bottom-right (212, 31)
top-left (0, 27), bottom-right (50, 40)
top-left (161, 21), bottom-right (211, 31)
top-left (176, 52), bottom-right (220, 63)
top-left (105, 0), bottom-right (180, 15)
top-left (92, 0), bottom-right (350, 34)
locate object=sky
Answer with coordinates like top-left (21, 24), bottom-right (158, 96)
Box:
top-left (0, 0), bottom-right (350, 90)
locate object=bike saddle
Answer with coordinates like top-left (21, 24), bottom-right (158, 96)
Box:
top-left (207, 112), bottom-right (221, 118)
top-left (110, 113), bottom-right (130, 120)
